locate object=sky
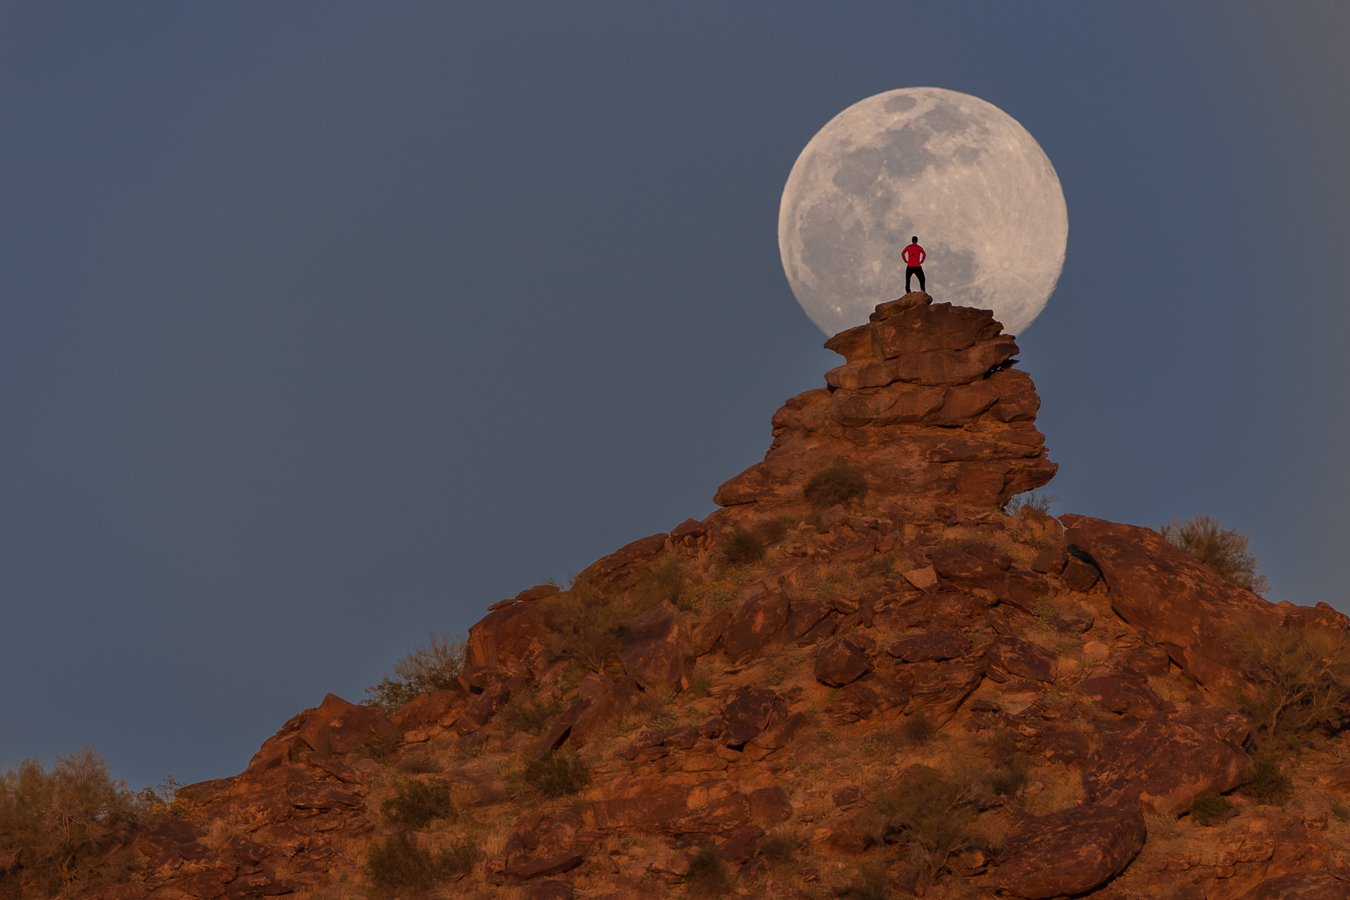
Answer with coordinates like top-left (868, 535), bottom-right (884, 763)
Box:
top-left (3, 2), bottom-right (1347, 789)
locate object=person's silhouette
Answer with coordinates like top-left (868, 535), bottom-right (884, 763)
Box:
top-left (902, 236), bottom-right (926, 292)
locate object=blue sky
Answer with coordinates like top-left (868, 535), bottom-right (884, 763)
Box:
top-left (3, 2), bottom-right (1347, 788)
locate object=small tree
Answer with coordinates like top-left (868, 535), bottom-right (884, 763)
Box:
top-left (366, 633), bottom-right (467, 713)
top-left (1161, 515), bottom-right (1270, 593)
top-left (1236, 626), bottom-right (1350, 747)
top-left (0, 749), bottom-right (154, 895)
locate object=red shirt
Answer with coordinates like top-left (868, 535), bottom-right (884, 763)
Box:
top-left (902, 243), bottom-right (926, 266)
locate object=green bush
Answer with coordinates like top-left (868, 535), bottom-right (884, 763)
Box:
top-left (839, 863), bottom-right (890, 900)
top-left (1188, 790), bottom-right (1233, 825)
top-left (804, 463), bottom-right (867, 509)
top-left (367, 831), bottom-right (475, 894)
top-left (1239, 752), bottom-right (1292, 805)
top-left (382, 779), bottom-right (455, 829)
top-left (1235, 626), bottom-right (1350, 746)
top-left (501, 695), bottom-right (566, 737)
top-left (722, 526), bottom-right (767, 567)
top-left (366, 633), bottom-right (467, 713)
top-left (636, 556), bottom-right (684, 609)
top-left (521, 750), bottom-right (590, 798)
top-left (543, 589), bottom-right (624, 674)
top-left (871, 767), bottom-right (977, 889)
top-left (0, 749), bottom-right (160, 898)
top-left (757, 828), bottom-right (803, 866)
top-left (900, 712), bottom-right (936, 747)
top-left (686, 843), bottom-right (734, 895)
top-left (989, 756), bottom-right (1029, 798)
top-left (1160, 515), bottom-right (1269, 593)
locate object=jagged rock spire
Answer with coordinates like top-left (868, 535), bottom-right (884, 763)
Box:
top-left (714, 292), bottom-right (1056, 514)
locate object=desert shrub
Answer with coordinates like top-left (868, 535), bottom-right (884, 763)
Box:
top-left (804, 462), bottom-right (867, 509)
top-left (722, 526), bottom-right (767, 566)
top-left (686, 843), bottom-right (734, 895)
top-left (757, 828), bottom-right (804, 865)
top-left (900, 712), bottom-right (936, 746)
top-left (757, 517), bottom-right (791, 545)
top-left (521, 750), bottom-right (590, 798)
top-left (501, 695), bottom-right (566, 736)
top-left (543, 589), bottom-right (622, 674)
top-left (1006, 491), bottom-right (1057, 516)
top-left (686, 672), bottom-right (712, 699)
top-left (1188, 790), bottom-right (1233, 825)
top-left (1239, 752), bottom-right (1292, 805)
top-left (871, 767), bottom-right (977, 889)
top-left (367, 831), bottom-right (475, 893)
top-left (1235, 626), bottom-right (1350, 746)
top-left (382, 779), bottom-right (455, 829)
top-left (1160, 515), bottom-right (1269, 593)
top-left (366, 633), bottom-right (467, 713)
top-left (839, 863), bottom-right (890, 900)
top-left (0, 749), bottom-right (158, 897)
top-left (635, 556), bottom-right (684, 609)
top-left (395, 753), bottom-right (441, 775)
top-left (989, 755), bottom-right (1029, 798)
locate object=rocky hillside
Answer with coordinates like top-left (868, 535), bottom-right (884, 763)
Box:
top-left (84, 293), bottom-right (1350, 898)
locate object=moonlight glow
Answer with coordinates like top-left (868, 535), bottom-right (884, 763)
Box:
top-left (779, 87), bottom-right (1068, 336)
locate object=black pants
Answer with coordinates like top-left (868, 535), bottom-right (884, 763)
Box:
top-left (906, 265), bottom-right (925, 292)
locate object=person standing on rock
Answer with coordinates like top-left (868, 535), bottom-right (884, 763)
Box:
top-left (903, 236), bottom-right (926, 293)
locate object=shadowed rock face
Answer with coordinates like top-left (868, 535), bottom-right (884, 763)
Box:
top-left (714, 292), bottom-right (1056, 515)
top-left (71, 295), bottom-right (1350, 900)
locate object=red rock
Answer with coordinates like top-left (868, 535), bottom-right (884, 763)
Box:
top-left (931, 545), bottom-right (1048, 608)
top-left (294, 693), bottom-right (401, 757)
top-left (994, 801), bottom-right (1145, 898)
top-left (617, 600), bottom-right (692, 694)
top-left (467, 600), bottom-right (545, 670)
top-left (574, 533), bottom-right (669, 595)
top-left (720, 585), bottom-right (789, 660)
top-left (984, 637), bottom-right (1055, 683)
top-left (1085, 707), bottom-right (1250, 815)
top-left (1236, 873), bottom-right (1350, 899)
top-left (887, 629), bottom-right (972, 662)
top-left (902, 565), bottom-right (939, 590)
top-left (786, 598), bottom-right (834, 640)
top-left (391, 688), bottom-right (461, 730)
top-left (505, 851), bottom-right (586, 881)
top-left (670, 517), bottom-right (707, 544)
top-left (1061, 554), bottom-right (1102, 592)
top-left (714, 295), bottom-right (1055, 515)
top-left (1062, 515), bottom-right (1296, 691)
top-left (1029, 547), bottom-right (1065, 574)
top-left (720, 689), bottom-right (786, 747)
top-left (1078, 672), bottom-right (1163, 717)
top-left (523, 882), bottom-right (575, 900)
top-left (813, 637), bottom-right (871, 686)
top-left (718, 825), bottom-right (764, 861)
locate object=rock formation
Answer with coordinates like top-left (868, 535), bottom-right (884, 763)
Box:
top-left (57, 293), bottom-right (1350, 899)
top-left (715, 292), bottom-right (1055, 515)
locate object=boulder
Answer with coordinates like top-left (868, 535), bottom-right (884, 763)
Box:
top-left (720, 585), bottom-right (789, 660)
top-left (617, 600), bottom-right (691, 694)
top-left (887, 629), bottom-right (972, 662)
top-left (985, 637), bottom-right (1055, 683)
top-left (1062, 515), bottom-right (1298, 691)
top-left (994, 801), bottom-right (1145, 898)
top-left (813, 637), bottom-right (871, 686)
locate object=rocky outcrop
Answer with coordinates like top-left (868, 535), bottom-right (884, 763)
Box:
top-left (75, 293), bottom-right (1350, 900)
top-left (714, 292), bottom-right (1055, 515)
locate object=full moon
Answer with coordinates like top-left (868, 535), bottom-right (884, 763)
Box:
top-left (779, 87), bottom-right (1068, 336)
